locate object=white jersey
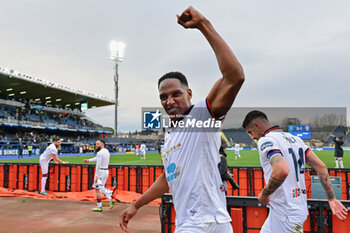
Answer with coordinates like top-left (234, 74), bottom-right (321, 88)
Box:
top-left (140, 144), bottom-right (146, 151)
top-left (89, 148), bottom-right (110, 170)
top-left (162, 98), bottom-right (230, 226)
top-left (40, 143), bottom-right (58, 164)
top-left (235, 143), bottom-right (240, 152)
top-left (258, 126), bottom-right (310, 223)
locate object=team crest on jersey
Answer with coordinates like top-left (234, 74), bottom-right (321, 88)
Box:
top-left (220, 184), bottom-right (225, 192)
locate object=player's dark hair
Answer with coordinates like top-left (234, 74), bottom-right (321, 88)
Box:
top-left (158, 71), bottom-right (189, 89)
top-left (219, 146), bottom-right (227, 157)
top-left (53, 137), bottom-right (61, 142)
top-left (97, 139), bottom-right (105, 145)
top-left (242, 110), bottom-right (268, 128)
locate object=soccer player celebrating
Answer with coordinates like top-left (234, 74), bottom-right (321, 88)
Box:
top-left (119, 6), bottom-right (244, 232)
top-left (39, 138), bottom-right (69, 196)
top-left (83, 139), bottom-right (115, 212)
top-left (242, 110), bottom-right (347, 232)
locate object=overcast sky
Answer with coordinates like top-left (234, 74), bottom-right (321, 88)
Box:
top-left (1, 0), bottom-right (349, 131)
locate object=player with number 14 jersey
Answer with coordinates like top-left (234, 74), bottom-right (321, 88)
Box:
top-left (258, 126), bottom-right (309, 223)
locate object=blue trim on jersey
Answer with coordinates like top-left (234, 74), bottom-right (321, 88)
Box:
top-left (267, 149), bottom-right (282, 159)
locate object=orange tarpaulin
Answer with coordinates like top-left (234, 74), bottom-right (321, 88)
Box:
top-left (0, 187), bottom-right (161, 205)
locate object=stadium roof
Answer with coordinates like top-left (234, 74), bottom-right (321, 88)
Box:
top-left (0, 67), bottom-right (115, 109)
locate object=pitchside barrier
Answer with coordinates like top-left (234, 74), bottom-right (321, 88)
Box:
top-left (0, 163), bottom-right (350, 200)
top-left (160, 194), bottom-right (350, 233)
top-left (0, 163), bottom-right (165, 192)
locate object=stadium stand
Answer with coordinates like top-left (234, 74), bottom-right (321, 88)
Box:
top-left (222, 128), bottom-right (255, 147)
top-left (0, 66), bottom-right (117, 155)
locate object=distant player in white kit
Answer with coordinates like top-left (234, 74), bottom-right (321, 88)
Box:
top-left (39, 138), bottom-right (69, 196)
top-left (234, 142), bottom-right (241, 159)
top-left (140, 143), bottom-right (146, 160)
top-left (83, 139), bottom-right (115, 212)
top-left (243, 110), bottom-right (347, 232)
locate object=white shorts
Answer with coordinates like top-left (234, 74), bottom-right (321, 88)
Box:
top-left (141, 150), bottom-right (146, 155)
top-left (39, 159), bottom-right (49, 174)
top-left (175, 222), bottom-right (232, 233)
top-left (92, 169), bottom-right (109, 189)
top-left (261, 208), bottom-right (304, 233)
top-left (235, 151), bottom-right (240, 154)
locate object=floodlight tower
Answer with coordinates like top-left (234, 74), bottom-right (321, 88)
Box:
top-left (109, 40), bottom-right (126, 136)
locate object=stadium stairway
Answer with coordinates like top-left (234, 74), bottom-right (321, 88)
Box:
top-left (221, 132), bottom-right (231, 147)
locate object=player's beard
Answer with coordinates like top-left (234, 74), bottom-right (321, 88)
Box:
top-left (95, 147), bottom-right (101, 153)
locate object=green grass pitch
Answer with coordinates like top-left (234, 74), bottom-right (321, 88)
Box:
top-left (3, 150), bottom-right (349, 168)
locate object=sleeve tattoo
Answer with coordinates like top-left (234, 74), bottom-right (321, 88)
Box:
top-left (263, 155), bottom-right (285, 197)
top-left (270, 154), bottom-right (284, 165)
top-left (306, 153), bottom-right (335, 200)
top-left (319, 174), bottom-right (335, 200)
top-left (262, 176), bottom-right (284, 197)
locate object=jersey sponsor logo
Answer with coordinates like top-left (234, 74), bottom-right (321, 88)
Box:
top-left (260, 141), bottom-right (273, 151)
top-left (165, 143), bottom-right (182, 156)
top-left (166, 163), bottom-right (181, 182)
top-left (292, 188), bottom-right (306, 198)
top-left (143, 110), bottom-right (162, 129)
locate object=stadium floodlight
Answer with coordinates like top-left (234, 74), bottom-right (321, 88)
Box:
top-left (45, 96), bottom-right (51, 99)
top-left (6, 88), bottom-right (13, 91)
top-left (8, 93), bottom-right (15, 96)
top-left (56, 99), bottom-right (61, 101)
top-left (109, 40), bottom-right (126, 136)
top-left (20, 91), bottom-right (26, 94)
top-left (109, 41), bottom-right (126, 63)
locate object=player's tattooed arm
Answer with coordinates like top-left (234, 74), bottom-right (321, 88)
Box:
top-left (262, 154), bottom-right (289, 198)
top-left (305, 149), bottom-right (348, 220)
top-left (262, 176), bottom-right (285, 197)
top-left (269, 154), bottom-right (284, 165)
top-left (306, 150), bottom-right (335, 200)
top-left (319, 173), bottom-right (335, 200)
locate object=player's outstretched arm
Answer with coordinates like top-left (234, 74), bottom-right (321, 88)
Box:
top-left (53, 154), bottom-right (68, 164)
top-left (119, 172), bottom-right (169, 232)
top-left (258, 154), bottom-right (289, 205)
top-left (177, 6), bottom-right (244, 118)
top-left (306, 151), bottom-right (348, 220)
top-left (83, 156), bottom-right (97, 164)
